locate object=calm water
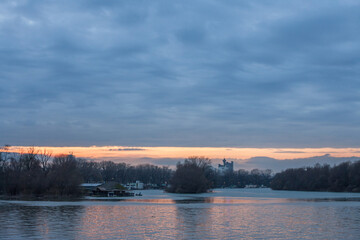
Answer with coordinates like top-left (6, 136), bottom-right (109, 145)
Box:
top-left (1, 189), bottom-right (360, 239)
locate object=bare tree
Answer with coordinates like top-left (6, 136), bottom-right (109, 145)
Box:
top-left (0, 144), bottom-right (11, 164)
top-left (0, 145), bottom-right (11, 194)
top-left (49, 154), bottom-right (82, 195)
top-left (38, 149), bottom-right (52, 172)
top-left (186, 156), bottom-right (212, 171)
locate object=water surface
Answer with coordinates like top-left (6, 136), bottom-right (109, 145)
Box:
top-left (1, 188), bottom-right (360, 239)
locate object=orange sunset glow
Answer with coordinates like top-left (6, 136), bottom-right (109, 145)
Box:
top-left (7, 146), bottom-right (360, 163)
top-left (2, 1), bottom-right (360, 239)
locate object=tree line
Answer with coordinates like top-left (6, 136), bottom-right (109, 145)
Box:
top-left (0, 149), bottom-right (273, 196)
top-left (77, 159), bottom-right (172, 186)
top-left (212, 168), bottom-right (272, 188)
top-left (3, 146), bottom-right (358, 196)
top-left (166, 157), bottom-right (360, 193)
top-left (0, 147), bottom-right (82, 196)
top-left (270, 161), bottom-right (360, 192)
top-left (0, 147), bottom-right (172, 196)
top-left (166, 156), bottom-right (273, 193)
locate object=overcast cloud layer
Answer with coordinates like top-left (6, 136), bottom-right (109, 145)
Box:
top-left (1, 0), bottom-right (360, 147)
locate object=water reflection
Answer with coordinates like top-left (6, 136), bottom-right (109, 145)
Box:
top-left (1, 189), bottom-right (360, 239)
top-left (85, 196), bottom-right (286, 205)
top-left (0, 203), bottom-right (85, 239)
top-left (175, 205), bottom-right (212, 239)
top-left (288, 197), bottom-right (360, 202)
top-left (84, 197), bottom-right (213, 204)
top-left (78, 205), bottom-right (180, 239)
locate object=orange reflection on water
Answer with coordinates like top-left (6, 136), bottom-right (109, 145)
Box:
top-left (79, 204), bottom-right (179, 239)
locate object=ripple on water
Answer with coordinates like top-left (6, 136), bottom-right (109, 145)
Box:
top-left (1, 189), bottom-right (360, 239)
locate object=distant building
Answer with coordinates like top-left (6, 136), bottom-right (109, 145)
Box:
top-left (80, 183), bottom-right (103, 194)
top-left (244, 184), bottom-right (257, 188)
top-left (80, 183), bottom-right (103, 190)
top-left (135, 181), bottom-right (144, 189)
top-left (126, 180), bottom-right (144, 190)
top-left (92, 182), bottom-right (133, 197)
top-left (218, 159), bottom-right (234, 174)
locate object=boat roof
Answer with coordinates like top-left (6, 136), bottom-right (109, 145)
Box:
top-left (80, 183), bottom-right (103, 187)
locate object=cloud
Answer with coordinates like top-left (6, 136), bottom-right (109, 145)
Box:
top-left (1, 0), bottom-right (360, 147)
top-left (109, 148), bottom-right (146, 151)
top-left (274, 151), bottom-right (306, 154)
top-left (238, 154), bottom-right (360, 172)
top-left (83, 154), bottom-right (360, 173)
top-left (85, 156), bottom-right (182, 168)
top-left (143, 158), bottom-right (183, 167)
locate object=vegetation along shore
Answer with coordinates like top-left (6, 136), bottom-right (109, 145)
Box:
top-left (1, 146), bottom-right (359, 198)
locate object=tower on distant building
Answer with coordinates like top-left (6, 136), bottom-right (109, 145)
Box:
top-left (218, 158), bottom-right (234, 174)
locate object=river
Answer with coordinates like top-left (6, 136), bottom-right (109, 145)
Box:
top-left (1, 188), bottom-right (360, 239)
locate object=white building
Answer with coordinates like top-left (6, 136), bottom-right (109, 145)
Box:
top-left (126, 180), bottom-right (144, 190)
top-left (218, 159), bottom-right (234, 174)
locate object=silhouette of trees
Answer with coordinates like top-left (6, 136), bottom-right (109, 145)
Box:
top-left (0, 147), bottom-right (81, 196)
top-left (1, 147), bottom-right (51, 195)
top-left (4, 146), bottom-right (358, 196)
top-left (48, 154), bottom-right (82, 195)
top-left (270, 161), bottom-right (360, 192)
top-left (212, 168), bottom-right (272, 188)
top-left (0, 145), bottom-right (11, 194)
top-left (166, 156), bottom-right (213, 193)
top-left (0, 147), bottom-right (173, 196)
top-left (348, 161), bottom-right (360, 192)
top-left (77, 160), bottom-right (172, 186)
top-left (77, 159), bottom-right (103, 183)
top-left (38, 149), bottom-right (52, 173)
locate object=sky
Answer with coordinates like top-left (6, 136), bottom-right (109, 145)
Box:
top-left (4, 145), bottom-right (360, 172)
top-left (1, 1), bottom-right (360, 168)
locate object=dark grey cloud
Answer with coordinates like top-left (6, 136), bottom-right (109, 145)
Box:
top-left (1, 0), bottom-right (360, 147)
top-left (109, 148), bottom-right (146, 151)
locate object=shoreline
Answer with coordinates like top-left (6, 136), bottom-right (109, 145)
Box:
top-left (0, 194), bottom-right (84, 201)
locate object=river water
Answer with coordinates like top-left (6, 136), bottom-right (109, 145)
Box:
top-left (1, 188), bottom-right (360, 239)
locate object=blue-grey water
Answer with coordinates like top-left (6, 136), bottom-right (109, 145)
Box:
top-left (1, 188), bottom-right (360, 239)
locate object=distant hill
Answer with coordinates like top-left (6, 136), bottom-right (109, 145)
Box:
top-left (236, 154), bottom-right (360, 172)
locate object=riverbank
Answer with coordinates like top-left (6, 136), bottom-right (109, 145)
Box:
top-left (0, 194), bottom-right (84, 201)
